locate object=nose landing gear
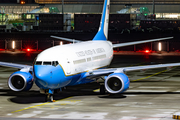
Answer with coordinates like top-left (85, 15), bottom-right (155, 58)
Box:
top-left (40, 89), bottom-right (55, 102)
top-left (46, 94), bottom-right (54, 102)
top-left (41, 89), bottom-right (55, 102)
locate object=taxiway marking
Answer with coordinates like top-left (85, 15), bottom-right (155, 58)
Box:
top-left (132, 69), bottom-right (168, 82)
top-left (11, 97), bottom-right (73, 113)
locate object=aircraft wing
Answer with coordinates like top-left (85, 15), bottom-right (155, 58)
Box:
top-left (85, 62), bottom-right (180, 77)
top-left (113, 37), bottom-right (173, 48)
top-left (0, 61), bottom-right (33, 71)
top-left (51, 35), bottom-right (82, 43)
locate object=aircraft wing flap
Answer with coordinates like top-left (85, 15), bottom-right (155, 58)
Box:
top-left (86, 63), bottom-right (180, 78)
top-left (85, 68), bottom-right (116, 78)
top-left (113, 37), bottom-right (173, 48)
top-left (0, 61), bottom-right (33, 71)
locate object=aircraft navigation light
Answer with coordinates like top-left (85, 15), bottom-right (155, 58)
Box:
top-left (158, 42), bottom-right (162, 51)
top-left (145, 50), bottom-right (150, 53)
top-left (27, 48), bottom-right (30, 52)
top-left (12, 41), bottom-right (15, 49)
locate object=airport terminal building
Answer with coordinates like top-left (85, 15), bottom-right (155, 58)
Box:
top-left (1, 0), bottom-right (180, 18)
top-left (1, 0), bottom-right (180, 31)
top-left (1, 0), bottom-right (180, 52)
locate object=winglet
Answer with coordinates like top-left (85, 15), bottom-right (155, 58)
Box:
top-left (93, 0), bottom-right (110, 41)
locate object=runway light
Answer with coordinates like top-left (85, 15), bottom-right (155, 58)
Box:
top-left (12, 41), bottom-right (15, 49)
top-left (158, 42), bottom-right (162, 51)
top-left (60, 41), bottom-right (63, 45)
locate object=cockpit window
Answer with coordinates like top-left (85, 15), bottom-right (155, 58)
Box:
top-left (34, 61), bottom-right (59, 66)
top-left (43, 62), bottom-right (52, 65)
top-left (35, 61), bottom-right (42, 65)
top-left (52, 61), bottom-right (59, 67)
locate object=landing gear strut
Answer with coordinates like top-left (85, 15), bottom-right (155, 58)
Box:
top-left (46, 94), bottom-right (53, 102)
top-left (100, 84), bottom-right (105, 95)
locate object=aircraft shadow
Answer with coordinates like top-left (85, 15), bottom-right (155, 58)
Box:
top-left (1, 87), bottom-right (180, 104)
top-left (98, 94), bottom-right (127, 99)
top-left (124, 91), bottom-right (180, 94)
top-left (0, 89), bottom-right (48, 103)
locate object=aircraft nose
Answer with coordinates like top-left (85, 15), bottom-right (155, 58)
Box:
top-left (34, 66), bottom-right (51, 80)
top-left (34, 65), bottom-right (54, 88)
top-left (33, 65), bottom-right (71, 89)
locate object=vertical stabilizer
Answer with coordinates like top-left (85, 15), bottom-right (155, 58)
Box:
top-left (93, 0), bottom-right (110, 41)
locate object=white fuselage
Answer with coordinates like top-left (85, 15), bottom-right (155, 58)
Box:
top-left (36, 41), bottom-right (113, 76)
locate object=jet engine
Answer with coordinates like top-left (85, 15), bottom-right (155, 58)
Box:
top-left (8, 71), bottom-right (33, 91)
top-left (105, 73), bottom-right (130, 94)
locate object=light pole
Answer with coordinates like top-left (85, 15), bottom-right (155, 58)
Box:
top-left (152, 0), bottom-right (155, 14)
top-left (62, 0), bottom-right (64, 31)
top-left (62, 0), bottom-right (64, 15)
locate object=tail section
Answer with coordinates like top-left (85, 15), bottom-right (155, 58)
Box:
top-left (93, 0), bottom-right (110, 41)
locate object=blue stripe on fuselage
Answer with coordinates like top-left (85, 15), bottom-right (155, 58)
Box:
top-left (33, 65), bottom-right (93, 90)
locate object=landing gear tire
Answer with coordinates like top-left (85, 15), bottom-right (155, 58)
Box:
top-left (46, 94), bottom-right (53, 102)
top-left (100, 85), bottom-right (105, 95)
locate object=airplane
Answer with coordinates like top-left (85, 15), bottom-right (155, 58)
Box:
top-left (0, 0), bottom-right (180, 102)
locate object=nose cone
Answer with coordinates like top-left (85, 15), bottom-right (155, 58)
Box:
top-left (34, 65), bottom-right (71, 89)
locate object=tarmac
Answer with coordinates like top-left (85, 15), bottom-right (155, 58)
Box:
top-left (0, 51), bottom-right (180, 120)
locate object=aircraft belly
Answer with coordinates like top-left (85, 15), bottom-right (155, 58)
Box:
top-left (67, 73), bottom-right (82, 86)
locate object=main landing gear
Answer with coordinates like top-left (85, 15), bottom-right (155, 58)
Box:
top-left (100, 84), bottom-right (106, 95)
top-left (98, 77), bottom-right (106, 95)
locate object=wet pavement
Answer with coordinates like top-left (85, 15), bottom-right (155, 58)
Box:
top-left (0, 51), bottom-right (180, 120)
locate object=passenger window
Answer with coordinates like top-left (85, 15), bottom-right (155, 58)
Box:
top-left (35, 61), bottom-right (42, 65)
top-left (52, 61), bottom-right (59, 67)
top-left (43, 62), bottom-right (51, 65)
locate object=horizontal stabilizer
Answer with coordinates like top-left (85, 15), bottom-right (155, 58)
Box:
top-left (113, 37), bottom-right (173, 48)
top-left (51, 36), bottom-right (81, 43)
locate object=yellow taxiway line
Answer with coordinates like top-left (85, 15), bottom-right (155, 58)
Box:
top-left (131, 69), bottom-right (168, 82)
top-left (11, 97), bottom-right (72, 113)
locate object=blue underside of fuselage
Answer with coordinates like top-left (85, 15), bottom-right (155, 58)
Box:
top-left (34, 65), bottom-right (93, 90)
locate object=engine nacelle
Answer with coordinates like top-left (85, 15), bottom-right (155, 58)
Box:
top-left (8, 71), bottom-right (33, 91)
top-left (105, 73), bottom-right (130, 94)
